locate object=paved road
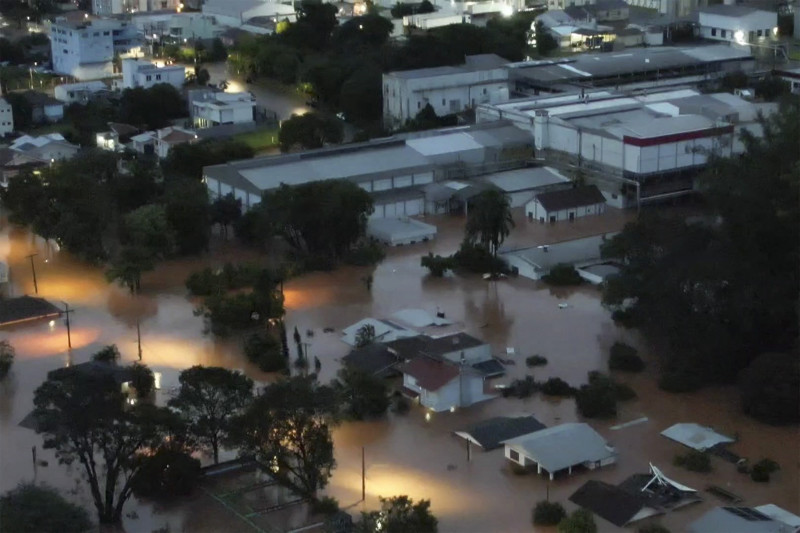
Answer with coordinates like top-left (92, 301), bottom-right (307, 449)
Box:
top-left (200, 61), bottom-right (310, 121)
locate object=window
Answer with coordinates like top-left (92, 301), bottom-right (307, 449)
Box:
top-left (509, 450), bottom-right (520, 462)
top-left (417, 101), bottom-right (420, 109)
top-left (482, 88), bottom-right (487, 94)
top-left (757, 29), bottom-right (762, 37)
top-left (146, 75), bottom-right (152, 81)
top-left (711, 28), bottom-right (717, 36)
top-left (103, 31), bottom-right (110, 35)
top-left (385, 84), bottom-right (388, 94)
top-left (93, 32), bottom-right (99, 37)
top-left (721, 29), bottom-right (726, 38)
top-left (442, 98), bottom-right (446, 106)
top-left (156, 74), bottom-right (161, 80)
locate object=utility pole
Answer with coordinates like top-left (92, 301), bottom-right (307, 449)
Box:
top-left (25, 253), bottom-right (38, 294)
top-left (361, 446), bottom-right (366, 502)
top-left (136, 320), bottom-right (142, 361)
top-left (62, 302), bottom-right (74, 349)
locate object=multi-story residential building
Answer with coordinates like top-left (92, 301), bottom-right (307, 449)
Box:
top-left (51, 18), bottom-right (141, 80)
top-left (93, 0), bottom-right (179, 16)
top-left (0, 97), bottom-right (13, 136)
top-left (191, 92), bottom-right (255, 128)
top-left (698, 5), bottom-right (778, 44)
top-left (120, 58), bottom-right (185, 89)
top-left (382, 54), bottom-right (510, 129)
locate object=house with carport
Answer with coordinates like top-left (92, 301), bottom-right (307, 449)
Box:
top-left (503, 422), bottom-right (617, 479)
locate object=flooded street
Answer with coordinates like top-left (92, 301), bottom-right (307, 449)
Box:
top-left (0, 209), bottom-right (797, 533)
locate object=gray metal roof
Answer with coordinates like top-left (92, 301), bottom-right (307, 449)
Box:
top-left (688, 507), bottom-right (790, 533)
top-left (503, 423), bottom-right (616, 473)
top-left (481, 167), bottom-right (569, 192)
top-left (698, 5), bottom-right (767, 17)
top-left (456, 416), bottom-right (546, 450)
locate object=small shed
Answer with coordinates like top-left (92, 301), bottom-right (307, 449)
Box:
top-left (454, 415), bottom-right (546, 451)
top-left (526, 185), bottom-right (606, 223)
top-left (661, 423), bottom-right (735, 452)
top-left (503, 422), bottom-right (617, 479)
top-left (366, 217), bottom-right (437, 246)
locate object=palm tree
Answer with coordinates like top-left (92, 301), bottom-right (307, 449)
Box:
top-left (465, 189), bottom-right (515, 277)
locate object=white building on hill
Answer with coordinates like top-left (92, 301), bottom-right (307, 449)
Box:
top-left (121, 58), bottom-right (185, 90)
top-left (0, 97), bottom-right (14, 136)
top-left (191, 92), bottom-right (255, 128)
top-left (51, 18), bottom-right (141, 80)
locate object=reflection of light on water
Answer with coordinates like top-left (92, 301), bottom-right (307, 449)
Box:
top-left (134, 334), bottom-right (214, 370)
top-left (11, 327), bottom-right (101, 358)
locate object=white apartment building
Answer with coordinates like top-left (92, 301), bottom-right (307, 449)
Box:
top-left (191, 92), bottom-right (255, 128)
top-left (383, 54), bottom-right (510, 129)
top-left (51, 19), bottom-right (141, 80)
top-left (121, 58), bottom-right (185, 89)
top-left (698, 5), bottom-right (777, 44)
top-left (0, 98), bottom-right (13, 136)
top-left (94, 0), bottom-right (179, 15)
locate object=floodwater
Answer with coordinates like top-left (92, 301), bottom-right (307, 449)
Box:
top-left (0, 208), bottom-right (797, 533)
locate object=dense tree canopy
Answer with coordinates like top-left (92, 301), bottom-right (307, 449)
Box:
top-left (278, 112), bottom-right (344, 152)
top-left (33, 364), bottom-right (177, 524)
top-left (332, 367), bottom-right (390, 419)
top-left (356, 496), bottom-right (438, 533)
top-left (602, 98), bottom-right (799, 395)
top-left (740, 352), bottom-right (800, 425)
top-left (163, 139), bottom-right (255, 181)
top-left (169, 366), bottom-right (254, 464)
top-left (0, 483), bottom-right (92, 533)
top-left (117, 84), bottom-right (187, 130)
top-left (232, 377), bottom-right (337, 497)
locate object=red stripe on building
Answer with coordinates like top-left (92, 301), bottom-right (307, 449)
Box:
top-left (623, 125), bottom-right (734, 147)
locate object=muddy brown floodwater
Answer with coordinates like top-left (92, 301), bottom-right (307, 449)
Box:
top-left (0, 208), bottom-right (797, 533)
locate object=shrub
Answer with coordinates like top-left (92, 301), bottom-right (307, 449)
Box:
top-left (0, 483), bottom-right (93, 533)
top-left (92, 344), bottom-right (121, 364)
top-left (244, 332), bottom-right (286, 372)
top-left (420, 252), bottom-right (454, 277)
top-left (312, 496), bottom-right (340, 515)
top-left (526, 355), bottom-right (548, 367)
top-left (451, 241), bottom-right (507, 275)
top-left (539, 377), bottom-right (575, 397)
top-left (673, 450), bottom-right (711, 473)
top-left (608, 342), bottom-right (645, 372)
top-left (658, 370), bottom-right (703, 393)
top-left (131, 448), bottom-right (202, 499)
top-left (503, 376), bottom-right (537, 398)
top-left (393, 395), bottom-right (410, 414)
top-left (533, 500), bottom-right (567, 526)
top-left (0, 340), bottom-right (14, 379)
top-left (558, 509), bottom-right (597, 533)
top-left (614, 383), bottom-right (637, 401)
top-left (576, 373), bottom-right (617, 418)
top-left (344, 240), bottom-right (386, 266)
top-left (542, 263), bottom-right (583, 286)
top-left (750, 458), bottom-right (779, 482)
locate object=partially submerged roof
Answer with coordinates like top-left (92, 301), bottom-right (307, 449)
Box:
top-left (503, 423), bottom-right (616, 473)
top-left (48, 360), bottom-right (135, 385)
top-left (471, 358), bottom-right (505, 378)
top-left (0, 296), bottom-right (62, 326)
top-left (753, 505), bottom-right (800, 530)
top-left (341, 318), bottom-right (418, 347)
top-left (397, 357), bottom-right (460, 391)
top-left (661, 423), bottom-right (735, 452)
top-left (481, 166), bottom-right (570, 193)
top-left (424, 332), bottom-right (485, 356)
top-left (341, 344), bottom-right (401, 378)
top-left (455, 416), bottom-right (546, 450)
top-left (569, 480), bottom-right (652, 527)
top-left (688, 507), bottom-right (791, 533)
top-left (390, 308), bottom-right (451, 329)
top-left (532, 185), bottom-right (606, 212)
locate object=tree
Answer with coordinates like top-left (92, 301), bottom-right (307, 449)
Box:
top-left (33, 370), bottom-right (176, 524)
top-left (0, 483), bottom-right (93, 533)
top-left (211, 193), bottom-right (242, 240)
top-left (558, 509), bottom-right (597, 533)
top-left (91, 344), bottom-right (121, 364)
top-left (164, 178), bottom-right (211, 255)
top-left (356, 496), bottom-right (438, 533)
top-left (533, 500), bottom-right (566, 526)
top-left (130, 447), bottom-right (201, 499)
top-left (575, 372), bottom-right (617, 419)
top-left (232, 376), bottom-right (336, 497)
top-left (0, 339), bottom-right (15, 379)
top-left (122, 204), bottom-right (176, 256)
top-left (244, 332), bottom-right (287, 372)
top-left (740, 352), bottom-right (799, 425)
top-left (4, 91), bottom-right (33, 130)
top-left (261, 180), bottom-right (373, 264)
top-left (608, 342), bottom-right (645, 372)
top-left (106, 245), bottom-right (154, 294)
top-left (354, 323), bottom-right (376, 348)
top-left (168, 366), bottom-right (254, 464)
top-left (602, 100), bottom-right (799, 388)
top-left (163, 139), bottom-right (254, 181)
top-left (542, 263), bottom-right (583, 286)
top-left (332, 367), bottom-right (390, 419)
top-left (534, 21), bottom-right (558, 56)
top-left (339, 64), bottom-right (384, 124)
top-left (118, 84), bottom-right (186, 129)
top-left (130, 362), bottom-right (155, 399)
top-left (465, 189), bottom-right (515, 276)
top-left (278, 112), bottom-right (344, 152)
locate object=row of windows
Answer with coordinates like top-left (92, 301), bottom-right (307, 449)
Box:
top-left (144, 74), bottom-right (163, 81)
top-left (710, 27), bottom-right (772, 39)
top-left (1, 122), bottom-right (11, 126)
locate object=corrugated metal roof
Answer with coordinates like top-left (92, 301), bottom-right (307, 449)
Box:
top-left (503, 423), bottom-right (616, 473)
top-left (482, 167), bottom-right (569, 192)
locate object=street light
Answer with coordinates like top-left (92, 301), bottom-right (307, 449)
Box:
top-left (25, 253), bottom-right (38, 294)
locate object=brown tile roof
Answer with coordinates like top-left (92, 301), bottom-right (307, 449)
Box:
top-left (398, 357), bottom-right (460, 391)
top-left (534, 185), bottom-right (606, 212)
top-left (160, 129), bottom-right (196, 144)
